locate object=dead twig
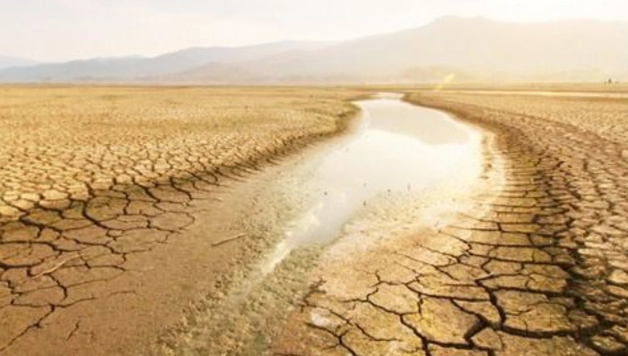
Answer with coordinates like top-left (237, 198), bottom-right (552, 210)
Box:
top-left (211, 233), bottom-right (245, 247)
top-left (17, 254), bottom-right (84, 285)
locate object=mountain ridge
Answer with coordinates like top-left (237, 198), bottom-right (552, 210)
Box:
top-left (2, 17), bottom-right (627, 83)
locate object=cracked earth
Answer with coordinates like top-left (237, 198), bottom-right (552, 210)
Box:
top-left (3, 86), bottom-right (627, 356)
top-left (273, 91), bottom-right (628, 356)
top-left (0, 86), bottom-right (361, 356)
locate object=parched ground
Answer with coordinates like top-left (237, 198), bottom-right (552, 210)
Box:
top-left (0, 86), bottom-right (362, 356)
top-left (0, 86), bottom-right (359, 218)
top-left (274, 91), bottom-right (628, 356)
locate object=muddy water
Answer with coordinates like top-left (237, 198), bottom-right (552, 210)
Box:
top-left (263, 93), bottom-right (478, 272)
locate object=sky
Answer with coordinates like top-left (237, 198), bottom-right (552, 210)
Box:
top-left (1, 0), bottom-right (627, 62)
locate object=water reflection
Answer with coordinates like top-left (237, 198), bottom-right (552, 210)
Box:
top-left (263, 94), bottom-right (476, 273)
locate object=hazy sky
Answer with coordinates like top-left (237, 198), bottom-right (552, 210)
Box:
top-left (1, 0), bottom-right (627, 62)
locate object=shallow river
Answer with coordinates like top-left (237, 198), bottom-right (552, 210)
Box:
top-left (263, 93), bottom-right (479, 272)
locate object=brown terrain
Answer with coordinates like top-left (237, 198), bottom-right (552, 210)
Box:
top-left (0, 86), bottom-right (362, 356)
top-left (2, 85), bottom-right (628, 356)
top-left (274, 90), bottom-right (628, 356)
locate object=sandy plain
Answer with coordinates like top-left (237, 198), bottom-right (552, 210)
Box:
top-left (1, 85), bottom-right (627, 356)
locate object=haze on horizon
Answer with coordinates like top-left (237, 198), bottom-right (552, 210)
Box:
top-left (2, 0), bottom-right (628, 62)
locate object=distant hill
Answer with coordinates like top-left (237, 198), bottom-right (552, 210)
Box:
top-left (2, 17), bottom-right (628, 83)
top-left (165, 17), bottom-right (628, 83)
top-left (0, 55), bottom-right (38, 70)
top-left (0, 41), bottom-right (332, 82)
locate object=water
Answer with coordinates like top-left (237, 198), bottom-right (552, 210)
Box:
top-left (263, 93), bottom-right (478, 273)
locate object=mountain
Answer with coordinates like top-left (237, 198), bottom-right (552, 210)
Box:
top-left (2, 17), bottom-right (627, 83)
top-left (0, 41), bottom-right (331, 82)
top-left (169, 17), bottom-right (628, 83)
top-left (0, 55), bottom-right (38, 70)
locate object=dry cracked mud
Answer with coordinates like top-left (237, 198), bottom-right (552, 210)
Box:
top-left (273, 91), bottom-right (628, 356)
top-left (0, 86), bottom-right (363, 356)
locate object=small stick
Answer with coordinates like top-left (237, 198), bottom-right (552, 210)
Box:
top-left (18, 254), bottom-right (84, 284)
top-left (211, 233), bottom-right (245, 247)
